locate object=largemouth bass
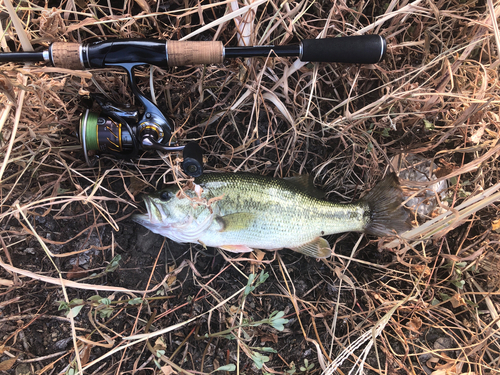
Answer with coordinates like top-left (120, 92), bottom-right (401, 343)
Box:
top-left (132, 173), bottom-right (410, 258)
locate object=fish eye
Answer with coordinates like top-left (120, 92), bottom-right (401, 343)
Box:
top-left (159, 191), bottom-right (171, 202)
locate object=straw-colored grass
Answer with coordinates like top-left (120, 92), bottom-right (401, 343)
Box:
top-left (1, 0), bottom-right (499, 374)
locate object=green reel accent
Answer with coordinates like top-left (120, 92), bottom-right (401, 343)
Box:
top-left (80, 110), bottom-right (99, 151)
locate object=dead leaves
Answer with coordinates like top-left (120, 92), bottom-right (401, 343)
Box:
top-left (449, 293), bottom-right (467, 308)
top-left (426, 354), bottom-right (471, 375)
top-left (0, 355), bottom-right (17, 372)
top-left (406, 316), bottom-right (423, 333)
top-left (492, 218), bottom-right (500, 233)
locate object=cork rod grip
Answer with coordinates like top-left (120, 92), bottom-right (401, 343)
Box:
top-left (167, 41), bottom-right (223, 66)
top-left (50, 42), bottom-right (84, 69)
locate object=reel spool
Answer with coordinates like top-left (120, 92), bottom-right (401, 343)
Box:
top-left (79, 109), bottom-right (137, 159)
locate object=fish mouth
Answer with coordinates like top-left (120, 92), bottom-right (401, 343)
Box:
top-left (132, 197), bottom-right (165, 226)
top-left (131, 212), bottom-right (150, 225)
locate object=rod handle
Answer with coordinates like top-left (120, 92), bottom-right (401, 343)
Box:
top-left (301, 35), bottom-right (386, 64)
top-left (50, 42), bottom-right (84, 69)
top-left (167, 41), bottom-right (223, 66)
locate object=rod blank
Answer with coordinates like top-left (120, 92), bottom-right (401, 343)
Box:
top-left (0, 51), bottom-right (45, 62)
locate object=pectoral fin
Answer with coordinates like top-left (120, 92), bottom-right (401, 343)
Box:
top-left (216, 212), bottom-right (256, 232)
top-left (290, 237), bottom-right (331, 258)
top-left (219, 244), bottom-right (254, 253)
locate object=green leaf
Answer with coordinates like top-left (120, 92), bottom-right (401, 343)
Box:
top-left (269, 311), bottom-right (288, 331)
top-left (98, 307), bottom-right (114, 319)
top-left (128, 298), bottom-right (143, 305)
top-left (251, 352), bottom-right (270, 369)
top-left (424, 119), bottom-right (434, 130)
top-left (366, 142), bottom-right (373, 154)
top-left (241, 329), bottom-right (251, 340)
top-left (153, 359), bottom-right (161, 369)
top-left (58, 301), bottom-right (69, 311)
top-left (67, 305), bottom-right (84, 318)
top-left (248, 273), bottom-right (256, 284)
top-left (451, 279), bottom-right (465, 289)
top-left (244, 271), bottom-right (269, 296)
top-left (270, 319), bottom-right (288, 331)
top-left (259, 347), bottom-right (277, 353)
top-left (439, 292), bottom-right (451, 301)
top-left (88, 295), bottom-right (102, 302)
top-left (214, 364), bottom-right (236, 372)
top-left (105, 255), bottom-right (121, 273)
top-left (244, 285), bottom-right (254, 296)
top-left (244, 273), bottom-right (256, 296)
top-left (302, 358), bottom-right (314, 371)
top-left (257, 271), bottom-right (269, 285)
top-left (465, 299), bottom-right (478, 308)
top-left (269, 311), bottom-right (283, 319)
top-left (69, 298), bottom-right (83, 306)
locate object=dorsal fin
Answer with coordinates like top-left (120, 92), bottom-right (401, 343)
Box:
top-left (283, 175), bottom-right (325, 199)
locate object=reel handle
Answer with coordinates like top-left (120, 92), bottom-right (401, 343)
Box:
top-left (182, 142), bottom-right (204, 178)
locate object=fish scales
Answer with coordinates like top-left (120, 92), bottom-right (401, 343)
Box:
top-left (199, 173), bottom-right (367, 241)
top-left (133, 172), bottom-right (410, 258)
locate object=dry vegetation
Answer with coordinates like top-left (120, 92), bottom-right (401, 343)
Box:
top-left (1, 0), bottom-right (500, 374)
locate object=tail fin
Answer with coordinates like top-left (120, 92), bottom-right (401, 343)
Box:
top-left (359, 173), bottom-right (411, 237)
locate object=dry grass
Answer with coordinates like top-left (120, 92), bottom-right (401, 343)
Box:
top-left (1, 0), bottom-right (500, 374)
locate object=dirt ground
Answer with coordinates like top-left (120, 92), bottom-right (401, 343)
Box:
top-left (2, 0), bottom-right (500, 374)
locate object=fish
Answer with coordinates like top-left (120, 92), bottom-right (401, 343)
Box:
top-left (132, 172), bottom-right (410, 258)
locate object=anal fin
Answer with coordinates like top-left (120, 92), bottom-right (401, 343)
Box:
top-left (290, 237), bottom-right (331, 258)
top-left (219, 244), bottom-right (254, 253)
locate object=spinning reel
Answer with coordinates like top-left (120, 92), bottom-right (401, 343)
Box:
top-left (78, 76), bottom-right (204, 177)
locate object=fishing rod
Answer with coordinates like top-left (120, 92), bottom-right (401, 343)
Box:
top-left (0, 35), bottom-right (386, 176)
